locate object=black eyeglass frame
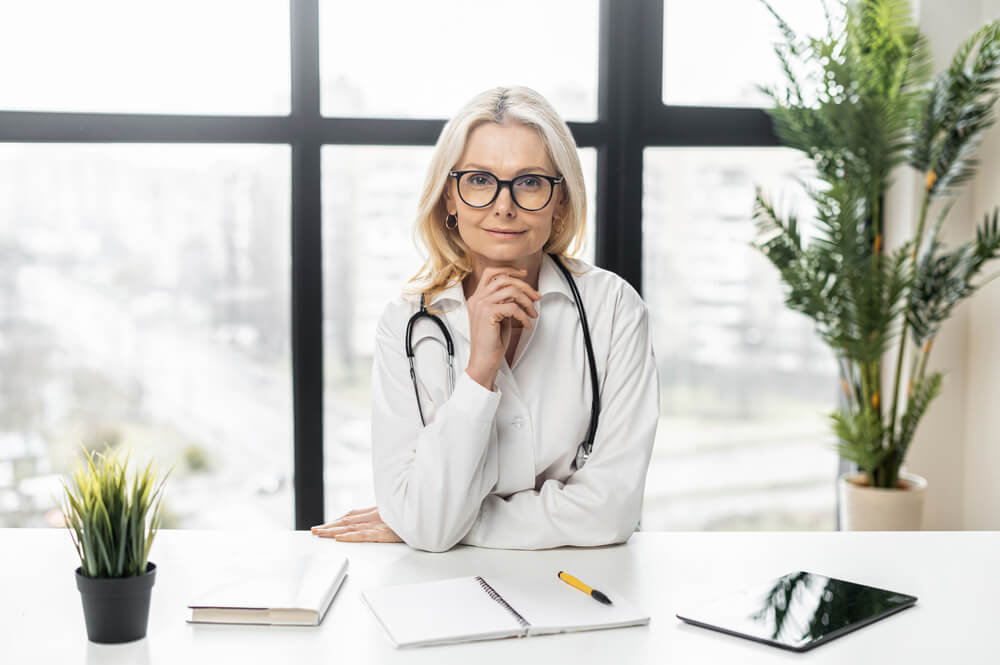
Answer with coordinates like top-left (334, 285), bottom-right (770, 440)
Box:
top-left (449, 170), bottom-right (565, 212)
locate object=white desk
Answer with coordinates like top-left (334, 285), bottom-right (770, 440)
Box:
top-left (4, 528), bottom-right (994, 663)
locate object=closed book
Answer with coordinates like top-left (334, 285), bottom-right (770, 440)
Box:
top-left (362, 573), bottom-right (649, 648)
top-left (186, 551), bottom-right (348, 626)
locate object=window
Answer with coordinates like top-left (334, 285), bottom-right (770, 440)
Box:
top-left (1, 1), bottom-right (845, 532)
top-left (0, 144), bottom-right (292, 529)
top-left (319, 0), bottom-right (599, 121)
top-left (662, 0), bottom-right (834, 108)
top-left (0, 1), bottom-right (290, 115)
top-left (642, 147), bottom-right (839, 530)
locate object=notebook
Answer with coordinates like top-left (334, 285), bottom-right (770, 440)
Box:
top-left (186, 551), bottom-right (348, 626)
top-left (361, 573), bottom-right (649, 647)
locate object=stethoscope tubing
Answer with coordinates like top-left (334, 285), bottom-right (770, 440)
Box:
top-left (549, 254), bottom-right (601, 455)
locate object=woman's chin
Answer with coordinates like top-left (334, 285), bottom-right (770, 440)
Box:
top-left (473, 244), bottom-right (542, 263)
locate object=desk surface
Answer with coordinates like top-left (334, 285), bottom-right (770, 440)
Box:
top-left (4, 528), bottom-right (994, 663)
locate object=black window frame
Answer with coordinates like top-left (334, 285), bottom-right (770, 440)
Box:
top-left (0, 0), bottom-right (781, 530)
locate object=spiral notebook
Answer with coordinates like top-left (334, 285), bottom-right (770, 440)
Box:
top-left (361, 574), bottom-right (649, 648)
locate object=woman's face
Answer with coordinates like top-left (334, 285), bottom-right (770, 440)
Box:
top-left (444, 121), bottom-right (566, 266)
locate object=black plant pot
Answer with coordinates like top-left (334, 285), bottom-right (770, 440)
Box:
top-left (75, 562), bottom-right (156, 644)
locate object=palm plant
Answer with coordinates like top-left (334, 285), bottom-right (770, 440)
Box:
top-left (59, 446), bottom-right (170, 578)
top-left (752, 0), bottom-right (1000, 488)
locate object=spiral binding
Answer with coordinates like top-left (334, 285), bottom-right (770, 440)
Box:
top-left (475, 576), bottom-right (530, 635)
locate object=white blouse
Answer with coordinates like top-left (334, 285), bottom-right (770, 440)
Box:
top-left (370, 253), bottom-right (659, 552)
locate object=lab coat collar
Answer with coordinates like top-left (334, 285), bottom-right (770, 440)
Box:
top-left (427, 254), bottom-right (576, 342)
top-left (428, 254), bottom-right (574, 308)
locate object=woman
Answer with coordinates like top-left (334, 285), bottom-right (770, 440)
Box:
top-left (311, 86), bottom-right (659, 552)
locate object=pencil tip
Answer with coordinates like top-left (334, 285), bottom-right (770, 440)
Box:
top-left (592, 590), bottom-right (613, 605)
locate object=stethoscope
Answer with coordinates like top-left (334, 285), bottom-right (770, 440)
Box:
top-left (405, 253), bottom-right (600, 470)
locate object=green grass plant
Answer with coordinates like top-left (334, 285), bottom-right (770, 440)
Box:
top-left (59, 446), bottom-right (170, 578)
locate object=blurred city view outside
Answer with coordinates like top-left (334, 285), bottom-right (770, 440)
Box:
top-left (0, 144), bottom-right (294, 529)
top-left (644, 148), bottom-right (840, 530)
top-left (663, 0), bottom-right (837, 108)
top-left (318, 0), bottom-right (600, 121)
top-left (0, 1), bottom-right (290, 116)
top-left (1, 0), bottom-right (839, 532)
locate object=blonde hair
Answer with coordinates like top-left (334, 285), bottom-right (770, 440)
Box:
top-left (405, 86), bottom-right (588, 305)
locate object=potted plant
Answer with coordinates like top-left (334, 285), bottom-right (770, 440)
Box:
top-left (752, 0), bottom-right (1000, 529)
top-left (59, 445), bottom-right (169, 643)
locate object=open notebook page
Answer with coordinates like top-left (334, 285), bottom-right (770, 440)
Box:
top-left (361, 577), bottom-right (526, 647)
top-left (485, 573), bottom-right (650, 636)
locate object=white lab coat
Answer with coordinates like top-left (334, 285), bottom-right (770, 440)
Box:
top-left (370, 253), bottom-right (659, 552)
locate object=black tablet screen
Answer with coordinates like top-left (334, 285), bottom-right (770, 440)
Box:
top-left (676, 571), bottom-right (917, 652)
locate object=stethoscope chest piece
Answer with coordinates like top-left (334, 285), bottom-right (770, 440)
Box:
top-left (573, 442), bottom-right (591, 471)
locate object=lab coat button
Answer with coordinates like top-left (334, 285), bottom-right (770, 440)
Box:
top-left (510, 417), bottom-right (524, 428)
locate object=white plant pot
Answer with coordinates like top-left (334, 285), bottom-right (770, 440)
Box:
top-left (838, 470), bottom-right (928, 531)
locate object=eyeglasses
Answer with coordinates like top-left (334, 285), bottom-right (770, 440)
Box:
top-left (449, 170), bottom-right (564, 212)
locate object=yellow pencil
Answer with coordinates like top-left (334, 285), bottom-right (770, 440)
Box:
top-left (558, 571), bottom-right (613, 605)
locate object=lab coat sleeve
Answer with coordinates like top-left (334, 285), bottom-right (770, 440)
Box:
top-left (370, 301), bottom-right (502, 553)
top-left (459, 283), bottom-right (659, 549)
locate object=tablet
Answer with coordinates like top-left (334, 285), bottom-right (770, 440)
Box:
top-left (676, 571), bottom-right (917, 652)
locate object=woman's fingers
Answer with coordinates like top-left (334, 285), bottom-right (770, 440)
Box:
top-left (340, 506), bottom-right (377, 518)
top-left (309, 506), bottom-right (379, 531)
top-left (312, 519), bottom-right (374, 534)
top-left (483, 273), bottom-right (542, 302)
top-left (312, 521), bottom-right (376, 538)
top-left (313, 523), bottom-right (367, 534)
top-left (465, 266), bottom-right (543, 386)
top-left (310, 522), bottom-right (339, 531)
top-left (310, 505), bottom-right (398, 542)
top-left (335, 509), bottom-right (381, 526)
top-left (487, 285), bottom-right (538, 317)
top-left (312, 520), bottom-right (402, 543)
top-left (494, 302), bottom-right (534, 330)
top-left (333, 525), bottom-right (403, 543)
top-left (479, 266), bottom-right (527, 292)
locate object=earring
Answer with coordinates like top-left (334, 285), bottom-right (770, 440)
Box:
top-left (445, 213), bottom-right (458, 230)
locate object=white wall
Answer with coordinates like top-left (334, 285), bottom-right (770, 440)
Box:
top-left (885, 0), bottom-right (1000, 529)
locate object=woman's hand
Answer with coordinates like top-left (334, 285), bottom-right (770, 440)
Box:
top-left (465, 267), bottom-right (541, 390)
top-left (310, 507), bottom-right (403, 542)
